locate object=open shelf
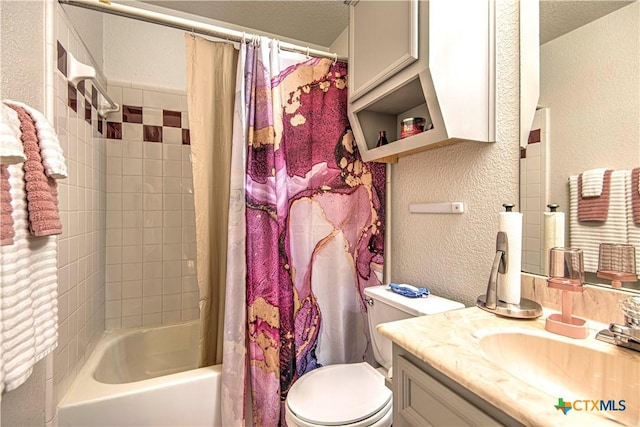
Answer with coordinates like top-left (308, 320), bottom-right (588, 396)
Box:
top-left (347, 0), bottom-right (502, 164)
top-left (350, 70), bottom-right (454, 163)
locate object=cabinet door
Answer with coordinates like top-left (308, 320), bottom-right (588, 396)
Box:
top-left (349, 0), bottom-right (419, 101)
top-left (394, 355), bottom-right (502, 427)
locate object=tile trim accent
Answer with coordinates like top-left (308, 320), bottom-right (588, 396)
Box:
top-left (106, 104), bottom-right (190, 145)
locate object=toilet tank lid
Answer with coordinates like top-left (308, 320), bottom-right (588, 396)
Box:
top-left (364, 285), bottom-right (464, 316)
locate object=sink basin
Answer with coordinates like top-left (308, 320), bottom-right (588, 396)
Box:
top-left (480, 331), bottom-right (639, 426)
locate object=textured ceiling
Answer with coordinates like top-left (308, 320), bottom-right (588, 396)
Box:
top-left (139, 1), bottom-right (350, 47)
top-left (539, 0), bottom-right (633, 44)
top-left (136, 1), bottom-right (634, 48)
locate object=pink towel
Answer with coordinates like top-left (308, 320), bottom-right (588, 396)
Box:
top-left (578, 169), bottom-right (612, 222)
top-left (7, 105), bottom-right (62, 237)
top-left (632, 168), bottom-right (640, 224)
top-left (0, 165), bottom-right (15, 245)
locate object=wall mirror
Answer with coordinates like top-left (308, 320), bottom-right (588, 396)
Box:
top-left (521, 0), bottom-right (640, 292)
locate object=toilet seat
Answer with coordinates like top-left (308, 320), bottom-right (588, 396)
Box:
top-left (286, 362), bottom-right (392, 427)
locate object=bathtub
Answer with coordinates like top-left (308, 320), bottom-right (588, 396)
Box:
top-left (58, 321), bottom-right (222, 427)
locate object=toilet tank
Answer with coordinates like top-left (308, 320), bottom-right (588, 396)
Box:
top-left (364, 285), bottom-right (464, 370)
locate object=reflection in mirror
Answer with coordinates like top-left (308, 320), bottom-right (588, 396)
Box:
top-left (521, 0), bottom-right (640, 292)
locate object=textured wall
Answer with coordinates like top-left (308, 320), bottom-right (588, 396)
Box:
top-left (389, 1), bottom-right (521, 307)
top-left (104, 14), bottom-right (187, 91)
top-left (0, 0), bottom-right (46, 108)
top-left (541, 2), bottom-right (640, 215)
top-left (330, 27), bottom-right (349, 59)
top-left (0, 1), bottom-right (48, 426)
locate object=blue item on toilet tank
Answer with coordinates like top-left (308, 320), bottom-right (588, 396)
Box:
top-left (389, 283), bottom-right (430, 298)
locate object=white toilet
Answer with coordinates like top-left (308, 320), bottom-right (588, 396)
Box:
top-left (284, 285), bottom-right (464, 427)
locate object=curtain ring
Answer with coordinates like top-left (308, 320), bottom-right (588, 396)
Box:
top-left (242, 32), bottom-right (246, 44)
top-left (306, 46), bottom-right (310, 59)
top-left (190, 28), bottom-right (196, 39)
top-left (332, 53), bottom-right (338, 66)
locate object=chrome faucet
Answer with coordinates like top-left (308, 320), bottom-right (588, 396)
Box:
top-left (596, 296), bottom-right (640, 353)
top-left (596, 324), bottom-right (640, 353)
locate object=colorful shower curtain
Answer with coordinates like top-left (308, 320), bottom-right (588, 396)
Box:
top-left (223, 37), bottom-right (386, 427)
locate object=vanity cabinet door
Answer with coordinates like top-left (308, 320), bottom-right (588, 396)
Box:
top-left (348, 0), bottom-right (419, 102)
top-left (394, 354), bottom-right (501, 427)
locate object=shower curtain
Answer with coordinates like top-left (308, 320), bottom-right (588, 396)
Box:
top-left (185, 35), bottom-right (238, 367)
top-left (225, 37), bottom-right (387, 426)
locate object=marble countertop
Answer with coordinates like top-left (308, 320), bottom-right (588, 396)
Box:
top-left (378, 306), bottom-right (637, 427)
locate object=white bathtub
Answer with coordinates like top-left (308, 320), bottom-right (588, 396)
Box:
top-left (58, 321), bottom-right (222, 427)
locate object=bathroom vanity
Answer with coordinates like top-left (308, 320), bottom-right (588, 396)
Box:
top-left (392, 346), bottom-right (522, 426)
top-left (378, 307), bottom-right (638, 427)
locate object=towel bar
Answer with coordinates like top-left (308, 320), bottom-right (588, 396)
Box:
top-left (66, 52), bottom-right (119, 118)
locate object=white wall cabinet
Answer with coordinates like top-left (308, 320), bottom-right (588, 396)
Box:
top-left (348, 0), bottom-right (501, 163)
top-left (392, 346), bottom-right (524, 427)
top-left (349, 0), bottom-right (419, 102)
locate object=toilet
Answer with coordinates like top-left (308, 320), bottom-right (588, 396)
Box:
top-left (284, 284), bottom-right (464, 427)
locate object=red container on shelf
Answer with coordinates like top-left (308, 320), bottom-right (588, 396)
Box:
top-left (400, 117), bottom-right (426, 139)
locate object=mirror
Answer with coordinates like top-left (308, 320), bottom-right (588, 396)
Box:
top-left (521, 0), bottom-right (640, 291)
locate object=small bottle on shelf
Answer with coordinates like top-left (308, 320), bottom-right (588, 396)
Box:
top-left (376, 130), bottom-right (388, 147)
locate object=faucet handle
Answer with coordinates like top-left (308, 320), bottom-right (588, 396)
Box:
top-left (609, 323), bottom-right (640, 343)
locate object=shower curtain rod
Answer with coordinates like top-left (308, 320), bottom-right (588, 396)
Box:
top-left (60, 0), bottom-right (348, 62)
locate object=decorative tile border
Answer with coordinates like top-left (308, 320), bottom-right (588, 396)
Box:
top-left (58, 40), bottom-right (190, 145)
top-left (106, 105), bottom-right (190, 145)
top-left (520, 128), bottom-right (542, 159)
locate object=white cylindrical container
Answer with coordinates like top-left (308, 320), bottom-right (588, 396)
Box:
top-left (498, 205), bottom-right (522, 304)
top-left (543, 206), bottom-right (565, 275)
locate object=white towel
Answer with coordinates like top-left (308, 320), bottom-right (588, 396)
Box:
top-left (0, 104), bottom-right (25, 165)
top-left (0, 163), bottom-right (58, 393)
top-left (3, 100), bottom-right (67, 179)
top-left (581, 168), bottom-right (608, 198)
top-left (569, 170), bottom-right (629, 272)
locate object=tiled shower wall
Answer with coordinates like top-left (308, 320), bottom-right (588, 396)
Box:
top-left (520, 109), bottom-right (549, 275)
top-left (54, 7), bottom-right (106, 411)
top-left (104, 81), bottom-right (198, 329)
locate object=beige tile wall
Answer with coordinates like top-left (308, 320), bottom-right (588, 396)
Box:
top-left (104, 81), bottom-right (198, 329)
top-left (54, 5), bottom-right (106, 412)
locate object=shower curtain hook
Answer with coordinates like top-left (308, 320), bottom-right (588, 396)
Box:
top-left (242, 32), bottom-right (246, 44)
top-left (306, 46), bottom-right (310, 59)
top-left (332, 53), bottom-right (338, 66)
top-left (190, 28), bottom-right (196, 39)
